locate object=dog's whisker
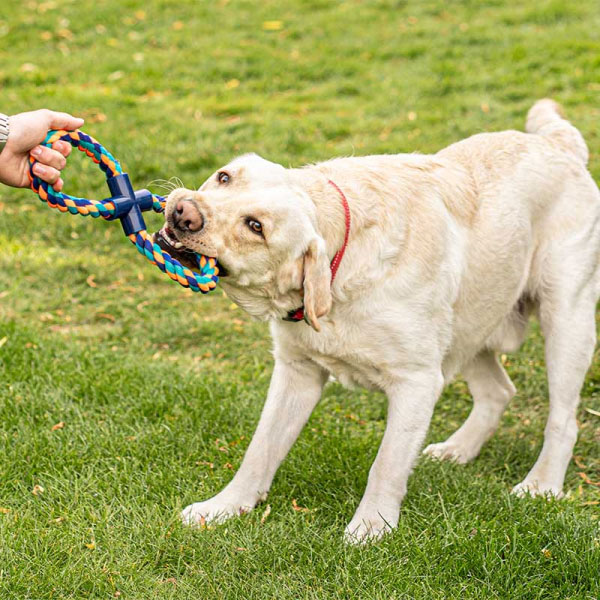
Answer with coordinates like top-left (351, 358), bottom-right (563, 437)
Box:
top-left (148, 178), bottom-right (187, 194)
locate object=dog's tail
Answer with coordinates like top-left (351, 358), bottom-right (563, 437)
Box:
top-left (526, 99), bottom-right (589, 165)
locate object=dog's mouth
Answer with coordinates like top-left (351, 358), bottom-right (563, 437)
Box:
top-left (154, 226), bottom-right (198, 270)
top-left (153, 226), bottom-right (229, 277)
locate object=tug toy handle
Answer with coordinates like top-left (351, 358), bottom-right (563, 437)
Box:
top-left (28, 129), bottom-right (218, 293)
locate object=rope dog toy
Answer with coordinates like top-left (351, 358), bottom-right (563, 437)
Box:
top-left (28, 130), bottom-right (218, 293)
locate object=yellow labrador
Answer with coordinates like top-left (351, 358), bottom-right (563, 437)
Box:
top-left (156, 100), bottom-right (599, 542)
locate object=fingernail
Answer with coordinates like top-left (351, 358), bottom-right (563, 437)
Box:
top-left (34, 164), bottom-right (46, 176)
top-left (31, 147), bottom-right (42, 157)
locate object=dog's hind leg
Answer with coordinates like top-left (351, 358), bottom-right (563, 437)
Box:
top-left (423, 350), bottom-right (515, 464)
top-left (512, 287), bottom-right (597, 497)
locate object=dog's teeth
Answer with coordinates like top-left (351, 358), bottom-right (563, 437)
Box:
top-left (174, 242), bottom-right (183, 249)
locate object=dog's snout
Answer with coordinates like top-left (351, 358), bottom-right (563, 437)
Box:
top-left (173, 199), bottom-right (204, 233)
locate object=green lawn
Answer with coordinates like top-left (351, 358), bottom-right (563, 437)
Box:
top-left (1, 0), bottom-right (599, 598)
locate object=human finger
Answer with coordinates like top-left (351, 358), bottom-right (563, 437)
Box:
top-left (46, 111), bottom-right (84, 131)
top-left (52, 140), bottom-right (72, 158)
top-left (31, 145), bottom-right (67, 171)
top-left (32, 162), bottom-right (61, 185)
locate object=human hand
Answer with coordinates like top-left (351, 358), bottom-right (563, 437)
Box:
top-left (0, 109), bottom-right (84, 191)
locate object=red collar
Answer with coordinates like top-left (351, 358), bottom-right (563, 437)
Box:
top-left (284, 179), bottom-right (351, 323)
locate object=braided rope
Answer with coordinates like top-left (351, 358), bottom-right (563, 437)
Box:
top-left (28, 129), bottom-right (219, 293)
top-left (129, 230), bottom-right (218, 293)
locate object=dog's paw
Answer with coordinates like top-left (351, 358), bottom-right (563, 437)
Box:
top-left (422, 440), bottom-right (476, 464)
top-left (181, 496), bottom-right (254, 527)
top-left (511, 479), bottom-right (564, 499)
top-left (344, 510), bottom-right (398, 545)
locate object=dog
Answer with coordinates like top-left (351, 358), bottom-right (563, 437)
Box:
top-left (155, 100), bottom-right (599, 542)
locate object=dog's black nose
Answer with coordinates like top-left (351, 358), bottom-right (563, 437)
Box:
top-left (173, 199), bottom-right (204, 233)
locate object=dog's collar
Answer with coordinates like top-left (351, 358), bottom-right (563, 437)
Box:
top-left (283, 179), bottom-right (351, 323)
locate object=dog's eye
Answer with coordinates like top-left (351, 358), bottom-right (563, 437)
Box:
top-left (245, 218), bottom-right (263, 236)
top-left (217, 171), bottom-right (230, 184)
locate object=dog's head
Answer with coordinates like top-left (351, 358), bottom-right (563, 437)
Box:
top-left (155, 154), bottom-right (332, 330)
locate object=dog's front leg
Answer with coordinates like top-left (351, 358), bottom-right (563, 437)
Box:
top-left (181, 357), bottom-right (328, 526)
top-left (345, 369), bottom-right (443, 543)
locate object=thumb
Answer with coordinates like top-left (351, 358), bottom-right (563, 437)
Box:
top-left (47, 110), bottom-right (85, 132)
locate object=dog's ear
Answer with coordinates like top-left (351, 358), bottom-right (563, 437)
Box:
top-left (302, 237), bottom-right (332, 332)
top-left (276, 256), bottom-right (304, 296)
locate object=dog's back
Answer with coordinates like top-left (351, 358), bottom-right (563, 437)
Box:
top-left (439, 100), bottom-right (600, 376)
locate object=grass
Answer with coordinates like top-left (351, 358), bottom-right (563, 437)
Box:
top-left (1, 0), bottom-right (599, 597)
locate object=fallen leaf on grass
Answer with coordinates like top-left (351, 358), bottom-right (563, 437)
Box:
top-left (291, 499), bottom-right (310, 513)
top-left (260, 504), bottom-right (271, 524)
top-left (262, 20), bottom-right (283, 31)
top-left (578, 472), bottom-right (600, 487)
top-left (85, 541), bottom-right (96, 550)
top-left (86, 274), bottom-right (97, 288)
top-left (136, 300), bottom-right (150, 312)
top-left (51, 421), bottom-right (65, 431)
top-left (0, 507), bottom-right (10, 514)
top-left (32, 485), bottom-right (44, 495)
top-left (57, 28), bottom-right (73, 40)
top-left (162, 577), bottom-right (177, 586)
top-left (541, 547), bottom-right (552, 559)
top-left (585, 407), bottom-right (600, 417)
top-left (0, 336), bottom-right (7, 348)
top-left (227, 436), bottom-right (246, 448)
top-left (345, 413), bottom-right (366, 425)
top-left (196, 461), bottom-right (214, 469)
top-left (215, 438), bottom-right (229, 453)
top-left (235, 547), bottom-right (247, 552)
top-left (96, 313), bottom-right (116, 322)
